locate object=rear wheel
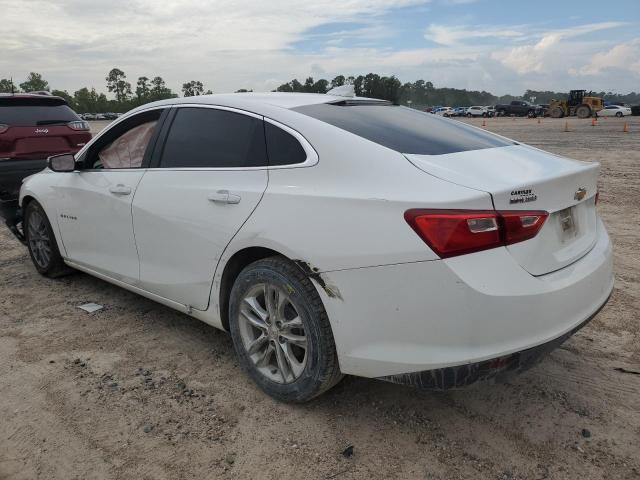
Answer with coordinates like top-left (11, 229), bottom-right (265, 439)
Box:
top-left (576, 105), bottom-right (591, 119)
top-left (229, 257), bottom-right (342, 402)
top-left (615, 111), bottom-right (623, 118)
top-left (24, 200), bottom-right (72, 277)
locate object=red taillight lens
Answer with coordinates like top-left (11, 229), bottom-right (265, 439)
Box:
top-left (405, 209), bottom-right (548, 258)
top-left (498, 211), bottom-right (548, 245)
top-left (68, 120), bottom-right (90, 131)
top-left (0, 124), bottom-right (8, 134)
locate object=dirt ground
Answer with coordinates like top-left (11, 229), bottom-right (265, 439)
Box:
top-left (1, 116), bottom-right (638, 480)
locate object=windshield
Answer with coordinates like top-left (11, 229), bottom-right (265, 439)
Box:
top-left (293, 103), bottom-right (512, 155)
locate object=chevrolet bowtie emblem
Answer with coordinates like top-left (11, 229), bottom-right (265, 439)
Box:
top-left (574, 187), bottom-right (587, 201)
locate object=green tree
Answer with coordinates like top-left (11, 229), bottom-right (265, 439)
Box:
top-left (235, 88), bottom-right (253, 93)
top-left (19, 72), bottom-right (49, 92)
top-left (330, 75), bottom-right (345, 88)
top-left (0, 78), bottom-right (18, 93)
top-left (182, 80), bottom-right (204, 97)
top-left (135, 76), bottom-right (151, 102)
top-left (149, 76), bottom-right (176, 101)
top-left (105, 68), bottom-right (132, 102)
top-left (73, 87), bottom-right (108, 113)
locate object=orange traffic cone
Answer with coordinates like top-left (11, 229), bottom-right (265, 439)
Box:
top-left (537, 117), bottom-right (541, 124)
top-left (564, 121), bottom-right (570, 132)
top-left (591, 117), bottom-right (597, 126)
top-left (482, 119), bottom-right (486, 127)
top-left (623, 122), bottom-right (629, 133)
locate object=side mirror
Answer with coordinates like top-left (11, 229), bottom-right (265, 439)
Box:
top-left (48, 153), bottom-right (76, 172)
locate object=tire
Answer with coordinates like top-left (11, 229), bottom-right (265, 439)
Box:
top-left (616, 111), bottom-right (623, 118)
top-left (466, 113), bottom-right (472, 117)
top-left (482, 112), bottom-right (487, 118)
top-left (497, 109), bottom-right (506, 117)
top-left (550, 107), bottom-right (564, 118)
top-left (229, 256), bottom-right (343, 402)
top-left (576, 105), bottom-right (591, 119)
top-left (24, 200), bottom-right (72, 277)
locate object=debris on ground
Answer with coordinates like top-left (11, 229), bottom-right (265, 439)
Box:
top-left (77, 303), bottom-right (104, 313)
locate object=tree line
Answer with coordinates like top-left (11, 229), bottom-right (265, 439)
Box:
top-left (2, 70), bottom-right (639, 114)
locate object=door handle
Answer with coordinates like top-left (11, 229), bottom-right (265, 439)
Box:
top-left (109, 184), bottom-right (132, 196)
top-left (208, 190), bottom-right (241, 204)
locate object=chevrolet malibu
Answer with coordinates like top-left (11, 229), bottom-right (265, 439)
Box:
top-left (13, 89), bottom-right (613, 402)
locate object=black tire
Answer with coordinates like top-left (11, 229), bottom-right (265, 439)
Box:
top-left (24, 200), bottom-right (72, 277)
top-left (616, 111), bottom-right (623, 118)
top-left (576, 105), bottom-right (591, 119)
top-left (229, 256), bottom-right (343, 402)
top-left (466, 113), bottom-right (472, 117)
top-left (497, 109), bottom-right (506, 117)
top-left (550, 107), bottom-right (564, 118)
top-left (482, 112), bottom-right (487, 118)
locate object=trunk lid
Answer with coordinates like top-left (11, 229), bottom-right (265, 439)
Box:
top-left (405, 145), bottom-right (599, 275)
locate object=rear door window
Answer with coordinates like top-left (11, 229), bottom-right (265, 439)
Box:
top-left (160, 107), bottom-right (268, 168)
top-left (293, 103), bottom-right (512, 155)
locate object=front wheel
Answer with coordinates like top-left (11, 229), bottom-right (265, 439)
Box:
top-left (24, 200), bottom-right (72, 277)
top-left (229, 257), bottom-right (342, 402)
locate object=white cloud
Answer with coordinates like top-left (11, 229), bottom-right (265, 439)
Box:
top-left (491, 22), bottom-right (628, 74)
top-left (574, 38), bottom-right (640, 75)
top-left (425, 24), bottom-right (524, 46)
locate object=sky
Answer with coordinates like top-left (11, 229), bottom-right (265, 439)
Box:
top-left (1, 0), bottom-right (639, 97)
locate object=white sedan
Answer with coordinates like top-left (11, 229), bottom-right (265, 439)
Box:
top-left (14, 89), bottom-right (613, 402)
top-left (597, 105), bottom-right (632, 117)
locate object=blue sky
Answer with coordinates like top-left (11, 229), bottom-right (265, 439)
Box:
top-left (2, 0), bottom-right (639, 95)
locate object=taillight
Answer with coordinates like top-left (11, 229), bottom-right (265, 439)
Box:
top-left (0, 124), bottom-right (8, 134)
top-left (68, 120), bottom-right (90, 131)
top-left (405, 209), bottom-right (548, 258)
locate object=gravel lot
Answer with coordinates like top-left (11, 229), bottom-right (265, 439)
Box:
top-left (1, 116), bottom-right (638, 480)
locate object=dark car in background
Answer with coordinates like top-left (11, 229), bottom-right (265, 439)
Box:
top-left (0, 93), bottom-right (91, 230)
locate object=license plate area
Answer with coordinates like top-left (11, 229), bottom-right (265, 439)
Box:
top-left (557, 207), bottom-right (577, 241)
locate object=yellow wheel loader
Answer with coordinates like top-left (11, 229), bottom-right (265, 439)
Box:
top-left (549, 90), bottom-right (603, 118)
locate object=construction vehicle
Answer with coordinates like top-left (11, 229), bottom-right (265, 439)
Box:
top-left (548, 90), bottom-right (603, 118)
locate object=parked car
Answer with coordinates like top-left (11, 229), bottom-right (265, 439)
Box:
top-left (631, 105), bottom-right (640, 116)
top-left (466, 106), bottom-right (490, 117)
top-left (0, 93), bottom-right (91, 228)
top-left (11, 93), bottom-right (613, 402)
top-left (596, 105), bottom-right (632, 117)
top-left (103, 112), bottom-right (118, 120)
top-left (81, 113), bottom-right (97, 120)
top-left (486, 106), bottom-right (496, 117)
top-left (495, 101), bottom-right (542, 117)
top-left (435, 107), bottom-right (455, 117)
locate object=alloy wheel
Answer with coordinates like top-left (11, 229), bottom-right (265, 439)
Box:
top-left (27, 210), bottom-right (52, 269)
top-left (238, 283), bottom-right (308, 384)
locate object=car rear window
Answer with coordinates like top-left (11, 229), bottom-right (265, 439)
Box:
top-left (293, 103), bottom-right (512, 155)
top-left (0, 98), bottom-right (79, 126)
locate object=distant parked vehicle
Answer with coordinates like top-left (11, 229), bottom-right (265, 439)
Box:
top-left (486, 106), bottom-right (496, 117)
top-left (596, 105), bottom-right (632, 118)
top-left (466, 106), bottom-right (490, 118)
top-left (631, 105), bottom-right (640, 116)
top-left (103, 112), bottom-right (118, 120)
top-left (435, 107), bottom-right (455, 117)
top-left (495, 101), bottom-right (542, 118)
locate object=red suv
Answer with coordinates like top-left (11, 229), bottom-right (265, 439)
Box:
top-left (0, 93), bottom-right (91, 226)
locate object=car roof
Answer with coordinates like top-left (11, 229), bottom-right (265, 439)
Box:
top-left (131, 92), bottom-right (387, 114)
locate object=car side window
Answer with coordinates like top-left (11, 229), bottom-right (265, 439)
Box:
top-left (264, 122), bottom-right (307, 166)
top-left (85, 109), bottom-right (163, 170)
top-left (160, 107), bottom-right (268, 168)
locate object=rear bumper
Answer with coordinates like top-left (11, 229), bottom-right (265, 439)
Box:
top-left (0, 158), bottom-right (47, 199)
top-left (319, 217), bottom-right (613, 378)
top-left (378, 293), bottom-right (608, 389)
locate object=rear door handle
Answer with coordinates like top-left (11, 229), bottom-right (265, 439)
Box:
top-left (208, 190), bottom-right (241, 204)
top-left (109, 184), bottom-right (132, 196)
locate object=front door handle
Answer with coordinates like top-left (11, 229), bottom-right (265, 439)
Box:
top-left (109, 184), bottom-right (132, 196)
top-left (208, 190), bottom-right (241, 204)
